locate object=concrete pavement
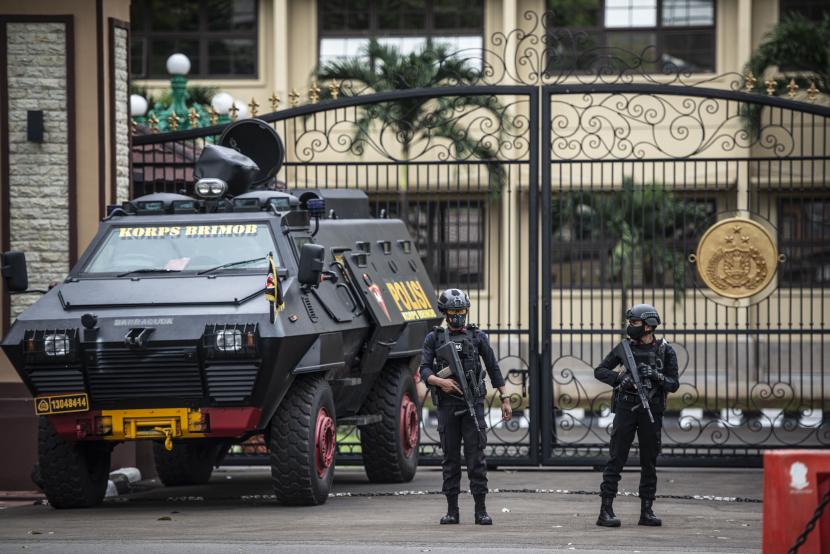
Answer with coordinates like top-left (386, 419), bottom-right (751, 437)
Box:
top-left (0, 466), bottom-right (763, 553)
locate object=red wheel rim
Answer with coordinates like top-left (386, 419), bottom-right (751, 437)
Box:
top-left (314, 407), bottom-right (335, 477)
top-left (400, 393), bottom-right (419, 458)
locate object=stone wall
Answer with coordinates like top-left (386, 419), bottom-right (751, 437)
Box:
top-left (6, 22), bottom-right (70, 319)
top-left (113, 25), bottom-right (130, 203)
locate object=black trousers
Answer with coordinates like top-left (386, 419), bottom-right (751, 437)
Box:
top-left (437, 399), bottom-right (488, 496)
top-left (600, 404), bottom-right (663, 500)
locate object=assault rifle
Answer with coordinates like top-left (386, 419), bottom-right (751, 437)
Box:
top-left (620, 341), bottom-right (655, 423)
top-left (435, 340), bottom-right (487, 443)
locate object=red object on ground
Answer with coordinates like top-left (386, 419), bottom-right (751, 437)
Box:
top-left (763, 450), bottom-right (830, 553)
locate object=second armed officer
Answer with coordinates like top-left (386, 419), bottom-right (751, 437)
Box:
top-left (594, 304), bottom-right (679, 528)
top-left (420, 288), bottom-right (512, 525)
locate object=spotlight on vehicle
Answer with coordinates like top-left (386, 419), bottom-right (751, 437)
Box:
top-left (195, 178), bottom-right (228, 198)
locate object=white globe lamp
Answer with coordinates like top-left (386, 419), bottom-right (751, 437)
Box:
top-left (166, 53), bottom-right (191, 76)
top-left (211, 92), bottom-right (234, 115)
top-left (233, 99), bottom-right (249, 119)
top-left (130, 94), bottom-right (148, 117)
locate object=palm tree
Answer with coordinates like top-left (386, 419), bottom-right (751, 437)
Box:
top-left (551, 178), bottom-right (712, 306)
top-left (315, 39), bottom-right (509, 222)
top-left (742, 13), bottom-right (830, 134)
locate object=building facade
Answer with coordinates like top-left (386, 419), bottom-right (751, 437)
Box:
top-left (133, 0), bottom-right (816, 110)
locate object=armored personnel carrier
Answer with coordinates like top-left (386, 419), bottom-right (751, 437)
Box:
top-left (0, 119), bottom-right (440, 508)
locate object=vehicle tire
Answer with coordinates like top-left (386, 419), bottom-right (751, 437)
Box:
top-left (270, 376), bottom-right (336, 505)
top-left (37, 418), bottom-right (111, 509)
top-left (360, 363), bottom-right (420, 483)
top-left (153, 441), bottom-right (222, 486)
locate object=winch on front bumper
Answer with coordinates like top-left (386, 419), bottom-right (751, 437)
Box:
top-left (47, 406), bottom-right (262, 445)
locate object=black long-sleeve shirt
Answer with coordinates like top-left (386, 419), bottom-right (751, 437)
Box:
top-left (419, 327), bottom-right (506, 397)
top-left (594, 338), bottom-right (680, 394)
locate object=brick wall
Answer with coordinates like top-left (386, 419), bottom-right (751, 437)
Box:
top-left (113, 25), bottom-right (130, 203)
top-left (6, 22), bottom-right (70, 320)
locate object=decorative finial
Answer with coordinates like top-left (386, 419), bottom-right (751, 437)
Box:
top-left (329, 79), bottom-right (340, 100)
top-left (309, 80), bottom-right (320, 103)
top-left (765, 79), bottom-right (777, 96)
top-left (289, 88), bottom-right (300, 107)
top-left (229, 103), bottom-right (239, 121)
top-left (208, 106), bottom-right (218, 125)
top-left (786, 79), bottom-right (799, 98)
top-left (807, 82), bottom-right (819, 102)
top-left (168, 111), bottom-right (179, 132)
top-left (269, 92), bottom-right (280, 111)
top-left (744, 71), bottom-right (757, 93)
top-left (148, 114), bottom-right (159, 133)
top-left (188, 108), bottom-right (200, 128)
top-left (248, 97), bottom-right (259, 117)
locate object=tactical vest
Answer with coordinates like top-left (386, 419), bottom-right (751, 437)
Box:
top-left (433, 326), bottom-right (485, 396)
top-left (613, 339), bottom-right (669, 413)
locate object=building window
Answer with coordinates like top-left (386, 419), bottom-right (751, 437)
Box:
top-left (546, 0), bottom-right (716, 74)
top-left (778, 197), bottom-right (830, 287)
top-left (780, 0), bottom-right (829, 21)
top-left (131, 0), bottom-right (258, 79)
top-left (369, 197), bottom-right (486, 290)
top-left (550, 190), bottom-right (715, 289)
top-left (318, 0), bottom-right (484, 65)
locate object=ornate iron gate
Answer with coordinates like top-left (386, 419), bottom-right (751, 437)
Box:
top-left (541, 81), bottom-right (830, 465)
top-left (131, 13), bottom-right (830, 467)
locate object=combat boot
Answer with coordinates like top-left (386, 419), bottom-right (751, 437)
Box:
top-left (596, 496), bottom-right (621, 527)
top-left (473, 494), bottom-right (492, 525)
top-left (638, 498), bottom-right (662, 526)
top-left (440, 494), bottom-right (459, 524)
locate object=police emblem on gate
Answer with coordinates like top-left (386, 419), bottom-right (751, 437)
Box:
top-left (694, 217), bottom-right (779, 299)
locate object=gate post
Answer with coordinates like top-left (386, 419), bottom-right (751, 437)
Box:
top-left (539, 87), bottom-right (554, 463)
top-left (527, 85), bottom-right (542, 464)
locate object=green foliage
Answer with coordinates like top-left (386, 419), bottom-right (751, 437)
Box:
top-left (185, 85), bottom-right (219, 106)
top-left (551, 178), bottom-right (711, 303)
top-left (742, 14), bottom-right (830, 133)
top-left (315, 39), bottom-right (508, 191)
top-left (131, 83), bottom-right (217, 112)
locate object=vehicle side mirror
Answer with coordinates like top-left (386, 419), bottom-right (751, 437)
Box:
top-left (1, 251), bottom-right (29, 292)
top-left (297, 243), bottom-right (325, 286)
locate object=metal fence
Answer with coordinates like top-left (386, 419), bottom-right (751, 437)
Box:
top-left (132, 13), bottom-right (830, 466)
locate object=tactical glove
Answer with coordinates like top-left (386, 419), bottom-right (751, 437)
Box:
top-left (638, 365), bottom-right (664, 383)
top-left (616, 374), bottom-right (634, 390)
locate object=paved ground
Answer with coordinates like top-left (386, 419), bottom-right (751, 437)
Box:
top-left (0, 466), bottom-right (762, 553)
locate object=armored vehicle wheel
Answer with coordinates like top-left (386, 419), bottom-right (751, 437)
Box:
top-left (153, 441), bottom-right (223, 486)
top-left (360, 363), bottom-right (420, 483)
top-left (270, 376), bottom-right (336, 505)
top-left (37, 418), bottom-right (111, 509)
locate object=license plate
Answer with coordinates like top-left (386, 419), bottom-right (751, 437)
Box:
top-left (34, 393), bottom-right (90, 416)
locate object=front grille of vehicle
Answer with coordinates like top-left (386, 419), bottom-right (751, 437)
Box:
top-left (85, 348), bottom-right (204, 401)
top-left (27, 366), bottom-right (85, 396)
top-left (204, 361), bottom-right (259, 403)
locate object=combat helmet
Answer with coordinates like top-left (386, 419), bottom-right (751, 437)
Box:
top-left (625, 304), bottom-right (661, 327)
top-left (437, 288), bottom-right (471, 313)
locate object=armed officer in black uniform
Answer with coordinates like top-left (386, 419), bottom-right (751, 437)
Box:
top-left (420, 288), bottom-right (512, 525)
top-left (594, 304), bottom-right (679, 528)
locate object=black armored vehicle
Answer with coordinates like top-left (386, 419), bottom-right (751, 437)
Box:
top-left (0, 120), bottom-right (440, 508)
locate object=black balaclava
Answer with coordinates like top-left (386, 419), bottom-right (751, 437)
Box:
top-left (447, 312), bottom-right (466, 329)
top-left (626, 324), bottom-right (646, 340)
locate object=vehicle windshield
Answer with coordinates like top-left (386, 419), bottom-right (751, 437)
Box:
top-left (82, 223), bottom-right (279, 275)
